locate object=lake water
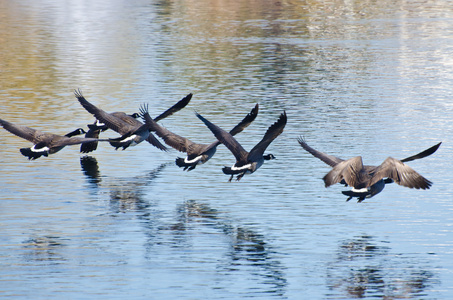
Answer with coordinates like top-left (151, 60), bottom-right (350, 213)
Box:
top-left (0, 0), bottom-right (452, 299)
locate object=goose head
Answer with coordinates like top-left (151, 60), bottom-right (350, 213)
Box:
top-left (65, 128), bottom-right (87, 137)
top-left (263, 154), bottom-right (275, 160)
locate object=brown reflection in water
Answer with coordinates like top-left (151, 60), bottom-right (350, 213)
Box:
top-left (0, 1), bottom-right (141, 118)
top-left (326, 235), bottom-right (439, 299)
top-left (2, 0), bottom-right (451, 118)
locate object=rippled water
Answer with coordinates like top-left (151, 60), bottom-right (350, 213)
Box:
top-left (1, 0), bottom-right (452, 299)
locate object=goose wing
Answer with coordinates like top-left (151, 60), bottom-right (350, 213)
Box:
top-left (369, 157), bottom-right (432, 189)
top-left (207, 103), bottom-right (260, 150)
top-left (141, 104), bottom-right (196, 153)
top-left (195, 112), bottom-right (249, 163)
top-left (112, 112), bottom-right (142, 127)
top-left (0, 118), bottom-right (46, 143)
top-left (323, 156), bottom-right (366, 188)
top-left (297, 136), bottom-right (344, 167)
top-left (229, 104), bottom-right (259, 136)
top-left (74, 89), bottom-right (133, 135)
top-left (247, 111), bottom-right (287, 162)
top-left (400, 142), bottom-right (442, 163)
top-left (146, 132), bottom-right (168, 152)
top-left (52, 136), bottom-right (104, 147)
top-left (151, 123), bottom-right (197, 153)
top-left (153, 93), bottom-right (192, 122)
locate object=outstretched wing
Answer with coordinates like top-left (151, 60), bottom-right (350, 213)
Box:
top-left (247, 111), bottom-right (287, 162)
top-left (400, 142), bottom-right (442, 163)
top-left (153, 93), bottom-right (192, 122)
top-left (229, 104), bottom-right (259, 136)
top-left (297, 136), bottom-right (343, 167)
top-left (370, 157), bottom-right (432, 189)
top-left (0, 118), bottom-right (44, 143)
top-left (141, 104), bottom-right (194, 153)
top-left (196, 112), bottom-right (249, 163)
top-left (74, 89), bottom-right (132, 134)
top-left (54, 136), bottom-right (104, 147)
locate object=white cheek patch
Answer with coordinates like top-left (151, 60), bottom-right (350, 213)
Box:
top-left (31, 145), bottom-right (50, 152)
top-left (185, 156), bottom-right (202, 164)
top-left (95, 120), bottom-right (105, 126)
top-left (231, 164), bottom-right (251, 171)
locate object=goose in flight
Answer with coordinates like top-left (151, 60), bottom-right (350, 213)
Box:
top-left (74, 89), bottom-right (191, 151)
top-left (297, 137), bottom-right (441, 202)
top-left (0, 118), bottom-right (107, 160)
top-left (196, 110), bottom-right (287, 181)
top-left (141, 104), bottom-right (259, 171)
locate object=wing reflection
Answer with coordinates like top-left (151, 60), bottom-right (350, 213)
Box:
top-left (107, 163), bottom-right (169, 213)
top-left (79, 156), bottom-right (169, 213)
top-left (326, 235), bottom-right (439, 299)
top-left (167, 200), bottom-right (287, 296)
top-left (22, 235), bottom-right (67, 264)
top-left (79, 160), bottom-right (286, 295)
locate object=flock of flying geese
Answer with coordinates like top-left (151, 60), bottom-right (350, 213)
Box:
top-left (0, 90), bottom-right (442, 202)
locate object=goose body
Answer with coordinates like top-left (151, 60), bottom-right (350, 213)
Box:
top-left (74, 90), bottom-right (192, 151)
top-left (297, 137), bottom-right (441, 202)
top-left (142, 104), bottom-right (259, 171)
top-left (196, 110), bottom-right (287, 181)
top-left (0, 118), bottom-right (106, 160)
top-left (80, 114), bottom-right (138, 153)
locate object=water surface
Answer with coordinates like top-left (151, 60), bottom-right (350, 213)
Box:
top-left (0, 0), bottom-right (452, 299)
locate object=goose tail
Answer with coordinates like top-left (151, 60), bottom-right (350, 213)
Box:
top-left (109, 139), bottom-right (132, 150)
top-left (20, 147), bottom-right (48, 160)
top-left (175, 157), bottom-right (196, 171)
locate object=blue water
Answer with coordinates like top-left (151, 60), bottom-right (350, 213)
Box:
top-left (0, 0), bottom-right (452, 299)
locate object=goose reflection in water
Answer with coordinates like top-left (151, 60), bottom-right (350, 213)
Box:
top-left (80, 159), bottom-right (283, 296)
top-left (79, 156), bottom-right (169, 213)
top-left (80, 156), bottom-right (102, 186)
top-left (326, 235), bottom-right (439, 299)
top-left (166, 200), bottom-right (287, 296)
top-left (22, 235), bottom-right (67, 264)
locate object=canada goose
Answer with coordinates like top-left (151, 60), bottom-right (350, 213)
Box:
top-left (80, 114), bottom-right (137, 153)
top-left (297, 137), bottom-right (441, 202)
top-left (74, 89), bottom-right (192, 151)
top-left (0, 118), bottom-right (108, 160)
top-left (196, 110), bottom-right (287, 181)
top-left (141, 104), bottom-right (259, 171)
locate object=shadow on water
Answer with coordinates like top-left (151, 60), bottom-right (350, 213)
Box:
top-left (164, 200), bottom-right (288, 297)
top-left (326, 235), bottom-right (439, 299)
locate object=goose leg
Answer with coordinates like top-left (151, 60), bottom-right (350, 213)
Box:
top-left (236, 172), bottom-right (246, 181)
